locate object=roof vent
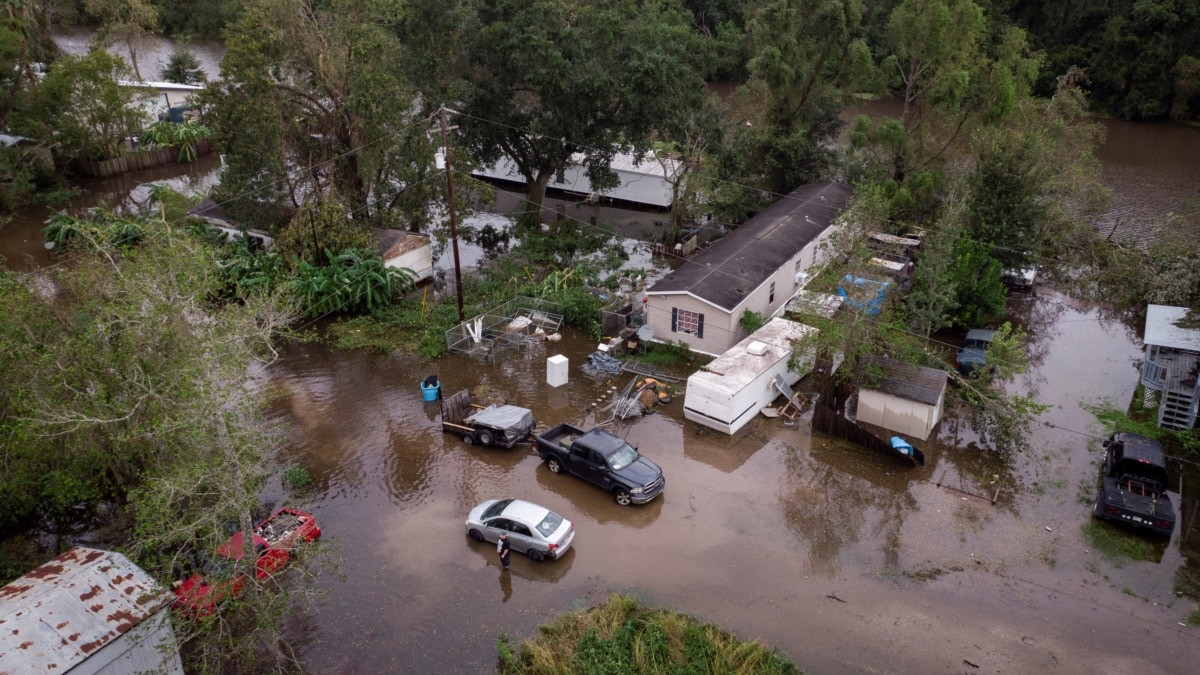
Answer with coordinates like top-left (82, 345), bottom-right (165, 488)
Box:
top-left (746, 340), bottom-right (768, 356)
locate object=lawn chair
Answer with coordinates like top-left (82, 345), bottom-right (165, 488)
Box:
top-left (772, 374), bottom-right (809, 422)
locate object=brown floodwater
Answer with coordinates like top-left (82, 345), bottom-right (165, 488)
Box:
top-left (4, 88), bottom-right (1200, 672)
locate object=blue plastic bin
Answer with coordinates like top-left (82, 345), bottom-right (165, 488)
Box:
top-left (420, 381), bottom-right (440, 402)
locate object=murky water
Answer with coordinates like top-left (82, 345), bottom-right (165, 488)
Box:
top-left (6, 44), bottom-right (1200, 669)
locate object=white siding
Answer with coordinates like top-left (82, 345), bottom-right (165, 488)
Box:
top-left (856, 390), bottom-right (941, 441)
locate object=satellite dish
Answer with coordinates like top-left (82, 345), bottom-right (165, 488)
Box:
top-left (637, 324), bottom-right (654, 342)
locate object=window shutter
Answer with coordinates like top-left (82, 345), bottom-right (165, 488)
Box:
top-left (671, 307), bottom-right (678, 332)
top-left (697, 313), bottom-right (704, 339)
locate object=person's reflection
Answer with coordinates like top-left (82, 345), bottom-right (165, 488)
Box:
top-left (499, 569), bottom-right (513, 603)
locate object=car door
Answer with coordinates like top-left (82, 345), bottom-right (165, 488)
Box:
top-left (507, 522), bottom-right (538, 555)
top-left (576, 449), bottom-right (611, 488)
top-left (482, 517), bottom-right (512, 542)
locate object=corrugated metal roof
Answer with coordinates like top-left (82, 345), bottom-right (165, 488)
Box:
top-left (1144, 305), bottom-right (1200, 352)
top-left (646, 183), bottom-right (852, 311)
top-left (0, 547), bottom-right (172, 674)
top-left (861, 355), bottom-right (949, 406)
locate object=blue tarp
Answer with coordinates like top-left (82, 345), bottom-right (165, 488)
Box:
top-left (837, 276), bottom-right (890, 315)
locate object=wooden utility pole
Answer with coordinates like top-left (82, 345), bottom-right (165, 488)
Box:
top-left (438, 106), bottom-right (465, 323)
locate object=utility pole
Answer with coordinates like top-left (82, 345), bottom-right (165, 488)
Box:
top-left (437, 106), bottom-right (465, 323)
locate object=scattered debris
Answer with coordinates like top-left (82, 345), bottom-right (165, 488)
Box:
top-left (825, 593), bottom-right (847, 603)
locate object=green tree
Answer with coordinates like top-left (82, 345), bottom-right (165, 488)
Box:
top-left (204, 0), bottom-right (438, 233)
top-left (456, 0), bottom-right (706, 228)
top-left (740, 0), bottom-right (865, 193)
top-left (84, 0), bottom-right (161, 80)
top-left (17, 50), bottom-right (147, 162)
top-left (152, 0), bottom-right (234, 37)
top-left (857, 0), bottom-right (1040, 184)
top-left (160, 46), bottom-right (205, 84)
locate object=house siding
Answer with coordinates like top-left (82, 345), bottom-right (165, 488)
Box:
top-left (856, 390), bottom-right (943, 441)
top-left (646, 293), bottom-right (737, 357)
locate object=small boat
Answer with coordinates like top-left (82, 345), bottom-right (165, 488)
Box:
top-left (890, 436), bottom-right (925, 466)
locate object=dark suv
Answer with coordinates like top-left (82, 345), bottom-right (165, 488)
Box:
top-left (955, 329), bottom-right (995, 375)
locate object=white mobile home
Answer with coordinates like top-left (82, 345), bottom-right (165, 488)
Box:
top-left (683, 317), bottom-right (818, 435)
top-left (473, 151), bottom-right (680, 208)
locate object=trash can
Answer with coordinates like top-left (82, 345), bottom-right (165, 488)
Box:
top-left (420, 375), bottom-right (440, 402)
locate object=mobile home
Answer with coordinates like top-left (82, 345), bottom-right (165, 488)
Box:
top-left (683, 317), bottom-right (818, 435)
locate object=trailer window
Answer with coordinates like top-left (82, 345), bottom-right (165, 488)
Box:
top-left (673, 308), bottom-right (702, 336)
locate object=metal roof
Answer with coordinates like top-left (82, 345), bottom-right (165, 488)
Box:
top-left (0, 547), bottom-right (172, 673)
top-left (861, 355), bottom-right (949, 406)
top-left (690, 318), bottom-right (818, 393)
top-left (646, 183), bottom-right (852, 311)
top-left (1144, 305), bottom-right (1200, 351)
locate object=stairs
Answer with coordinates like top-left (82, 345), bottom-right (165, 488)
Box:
top-left (1158, 356), bottom-right (1199, 430)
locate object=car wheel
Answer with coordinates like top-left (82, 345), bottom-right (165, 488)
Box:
top-left (1092, 496), bottom-right (1104, 520)
top-left (468, 529), bottom-right (485, 542)
top-left (527, 549), bottom-right (545, 562)
top-left (463, 434), bottom-right (476, 445)
top-left (614, 489), bottom-right (632, 506)
top-left (479, 430), bottom-right (495, 446)
top-left (547, 457), bottom-right (562, 474)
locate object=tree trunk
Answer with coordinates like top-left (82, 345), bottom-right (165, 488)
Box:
top-left (521, 169), bottom-right (554, 229)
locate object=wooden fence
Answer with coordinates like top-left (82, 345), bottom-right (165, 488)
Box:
top-left (813, 401), bottom-right (922, 465)
top-left (73, 140), bottom-right (214, 178)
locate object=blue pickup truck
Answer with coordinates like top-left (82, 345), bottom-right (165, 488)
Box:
top-left (535, 423), bottom-right (665, 506)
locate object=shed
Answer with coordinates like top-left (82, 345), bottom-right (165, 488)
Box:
top-left (0, 547), bottom-right (183, 675)
top-left (374, 228), bottom-right (433, 283)
top-left (683, 317), bottom-right (818, 435)
top-left (854, 355), bottom-right (949, 441)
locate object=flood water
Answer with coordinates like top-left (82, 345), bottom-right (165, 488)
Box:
top-left (5, 41), bottom-right (1200, 671)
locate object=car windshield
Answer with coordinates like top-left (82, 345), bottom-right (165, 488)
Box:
top-left (483, 499), bottom-right (512, 520)
top-left (535, 512), bottom-right (564, 538)
top-left (608, 443), bottom-right (639, 471)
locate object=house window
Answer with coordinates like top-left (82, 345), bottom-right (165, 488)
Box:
top-left (769, 281), bottom-right (775, 303)
top-left (795, 259), bottom-right (803, 274)
top-left (671, 307), bottom-right (704, 338)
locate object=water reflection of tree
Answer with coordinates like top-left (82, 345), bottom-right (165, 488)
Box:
top-left (933, 412), bottom-right (1022, 517)
top-left (1002, 291), bottom-right (1069, 374)
top-left (780, 437), bottom-right (919, 574)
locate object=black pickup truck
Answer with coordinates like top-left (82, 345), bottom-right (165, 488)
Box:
top-left (535, 423), bottom-right (665, 505)
top-left (1092, 432), bottom-right (1176, 536)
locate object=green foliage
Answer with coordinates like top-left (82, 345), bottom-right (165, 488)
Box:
top-left (15, 50), bottom-right (146, 162)
top-left (275, 194), bottom-right (373, 265)
top-left (281, 466), bottom-right (312, 492)
top-left (292, 248), bottom-right (415, 318)
top-left (457, 0), bottom-right (707, 226)
top-left (205, 0), bottom-right (439, 231)
top-left (1082, 521), bottom-right (1161, 564)
top-left (140, 119), bottom-right (214, 162)
top-left (498, 593), bottom-right (799, 675)
top-left (160, 46), bottom-right (206, 84)
top-left (153, 0), bottom-right (234, 38)
top-left (216, 238), bottom-right (287, 298)
top-left (42, 210), bottom-right (146, 251)
top-left (740, 309), bottom-right (766, 334)
top-left (945, 236), bottom-right (1006, 329)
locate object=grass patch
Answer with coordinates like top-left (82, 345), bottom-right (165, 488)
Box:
top-left (282, 466), bottom-right (313, 492)
top-left (498, 592), bottom-right (800, 675)
top-left (1082, 521), bottom-right (1160, 564)
top-left (624, 341), bottom-right (709, 377)
top-left (1186, 610), bottom-right (1200, 626)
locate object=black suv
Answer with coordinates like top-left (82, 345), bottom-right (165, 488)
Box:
top-left (1093, 432), bottom-right (1175, 536)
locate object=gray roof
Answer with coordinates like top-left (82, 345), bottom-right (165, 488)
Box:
top-left (861, 355), bottom-right (948, 406)
top-left (647, 182), bottom-right (852, 311)
top-left (0, 547), bottom-right (173, 673)
top-left (1144, 304), bottom-right (1200, 351)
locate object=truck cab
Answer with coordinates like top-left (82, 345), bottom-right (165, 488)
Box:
top-left (1093, 432), bottom-right (1175, 536)
top-left (536, 423), bottom-right (665, 505)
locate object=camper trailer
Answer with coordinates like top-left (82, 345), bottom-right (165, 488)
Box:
top-left (683, 318), bottom-right (818, 435)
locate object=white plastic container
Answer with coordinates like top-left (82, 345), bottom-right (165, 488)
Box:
top-left (547, 354), bottom-right (569, 387)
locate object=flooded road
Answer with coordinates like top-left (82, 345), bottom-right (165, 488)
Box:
top-left (2, 63), bottom-right (1200, 671)
top-left (268, 299), bottom-right (1197, 673)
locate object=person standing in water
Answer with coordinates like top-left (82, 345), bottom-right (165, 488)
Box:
top-left (497, 531), bottom-right (511, 570)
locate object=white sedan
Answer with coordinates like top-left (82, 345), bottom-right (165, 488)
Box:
top-left (464, 498), bottom-right (575, 562)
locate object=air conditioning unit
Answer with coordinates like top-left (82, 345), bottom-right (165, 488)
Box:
top-left (794, 272), bottom-right (811, 286)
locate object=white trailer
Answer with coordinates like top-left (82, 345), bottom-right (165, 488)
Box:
top-left (683, 318), bottom-right (818, 435)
